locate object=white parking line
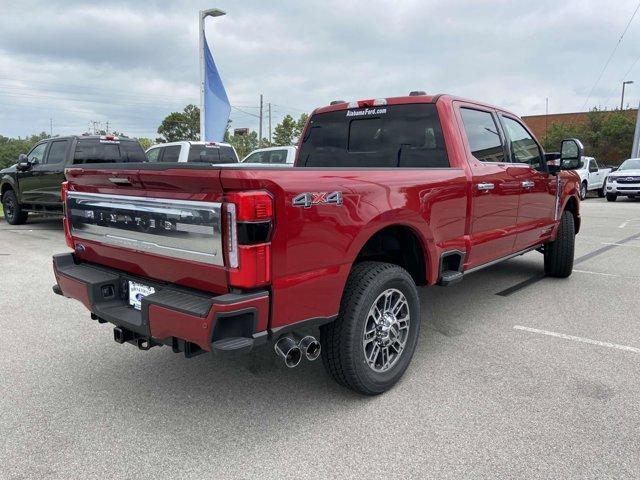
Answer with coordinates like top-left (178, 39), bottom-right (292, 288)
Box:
top-left (573, 269), bottom-right (619, 277)
top-left (602, 242), bottom-right (640, 248)
top-left (514, 326), bottom-right (640, 354)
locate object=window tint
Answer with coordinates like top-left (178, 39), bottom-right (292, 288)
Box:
top-left (45, 140), bottom-right (68, 164)
top-left (299, 104), bottom-right (449, 168)
top-left (460, 108), bottom-right (505, 163)
top-left (589, 159), bottom-right (598, 172)
top-left (146, 148), bottom-right (161, 162)
top-left (160, 145), bottom-right (181, 163)
top-left (243, 149), bottom-right (288, 164)
top-left (73, 139), bottom-right (146, 164)
top-left (220, 146), bottom-right (237, 163)
top-left (28, 143), bottom-right (48, 163)
top-left (501, 116), bottom-right (543, 169)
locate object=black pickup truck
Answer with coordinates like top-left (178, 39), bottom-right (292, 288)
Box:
top-left (0, 135), bottom-right (146, 224)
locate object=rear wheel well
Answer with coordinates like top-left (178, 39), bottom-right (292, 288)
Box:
top-left (354, 226), bottom-right (427, 286)
top-left (564, 196), bottom-right (580, 234)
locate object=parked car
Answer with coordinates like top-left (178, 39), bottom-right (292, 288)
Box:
top-left (145, 141), bottom-right (239, 164)
top-left (605, 158), bottom-right (640, 201)
top-left (567, 156), bottom-right (612, 199)
top-left (52, 93), bottom-right (582, 395)
top-left (0, 135), bottom-right (146, 225)
top-left (242, 146), bottom-right (296, 165)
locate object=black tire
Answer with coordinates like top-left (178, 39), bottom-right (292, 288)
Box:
top-left (320, 261), bottom-right (421, 395)
top-left (580, 182), bottom-right (588, 200)
top-left (606, 193), bottom-right (617, 202)
top-left (597, 185), bottom-right (605, 198)
top-left (2, 189), bottom-right (28, 225)
top-left (544, 211), bottom-right (575, 278)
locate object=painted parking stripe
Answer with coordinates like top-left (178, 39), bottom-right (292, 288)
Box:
top-left (514, 326), bottom-right (640, 354)
top-left (496, 231), bottom-right (640, 296)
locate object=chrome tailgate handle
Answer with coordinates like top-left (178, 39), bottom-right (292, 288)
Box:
top-left (476, 182), bottom-right (495, 191)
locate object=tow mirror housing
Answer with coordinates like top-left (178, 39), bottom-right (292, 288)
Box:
top-left (16, 154), bottom-right (30, 171)
top-left (559, 138), bottom-right (584, 170)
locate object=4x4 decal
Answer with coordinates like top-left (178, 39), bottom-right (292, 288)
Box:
top-left (292, 191), bottom-right (343, 208)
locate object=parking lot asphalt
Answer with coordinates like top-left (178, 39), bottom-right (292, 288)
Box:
top-left (1, 197), bottom-right (639, 480)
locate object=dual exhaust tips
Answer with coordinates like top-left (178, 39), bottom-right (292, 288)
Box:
top-left (274, 334), bottom-right (321, 368)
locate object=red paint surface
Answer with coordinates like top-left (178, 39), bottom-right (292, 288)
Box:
top-left (60, 94), bottom-right (580, 335)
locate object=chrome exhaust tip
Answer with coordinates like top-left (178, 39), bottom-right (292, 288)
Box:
top-left (274, 336), bottom-right (302, 368)
top-left (298, 335), bottom-right (321, 361)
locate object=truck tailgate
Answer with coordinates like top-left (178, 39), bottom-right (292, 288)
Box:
top-left (64, 165), bottom-right (228, 294)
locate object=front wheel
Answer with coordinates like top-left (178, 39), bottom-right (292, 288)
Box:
top-left (606, 193), bottom-right (617, 202)
top-left (320, 262), bottom-right (420, 395)
top-left (544, 211), bottom-right (575, 278)
top-left (2, 189), bottom-right (28, 225)
top-left (597, 185), bottom-right (606, 198)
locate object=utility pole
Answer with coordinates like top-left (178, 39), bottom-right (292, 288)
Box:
top-left (258, 94), bottom-right (263, 146)
top-left (50, 118), bottom-right (53, 137)
top-left (632, 101), bottom-right (640, 158)
top-left (105, 121), bottom-right (110, 134)
top-left (268, 103), bottom-right (272, 145)
top-left (621, 81), bottom-right (634, 110)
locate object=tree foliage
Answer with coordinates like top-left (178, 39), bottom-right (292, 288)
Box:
top-left (272, 113), bottom-right (308, 146)
top-left (543, 108), bottom-right (637, 165)
top-left (157, 104), bottom-right (200, 142)
top-left (0, 132), bottom-right (49, 169)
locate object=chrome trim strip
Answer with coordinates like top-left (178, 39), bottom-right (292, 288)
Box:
top-left (67, 192), bottom-right (224, 266)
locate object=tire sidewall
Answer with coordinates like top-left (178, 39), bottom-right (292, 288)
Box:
top-left (581, 183), bottom-right (587, 200)
top-left (2, 190), bottom-right (18, 224)
top-left (346, 269), bottom-right (420, 393)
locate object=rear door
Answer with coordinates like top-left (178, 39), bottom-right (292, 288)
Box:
top-left (18, 141), bottom-right (49, 204)
top-left (38, 138), bottom-right (70, 204)
top-left (499, 114), bottom-right (556, 251)
top-left (457, 106), bottom-right (520, 267)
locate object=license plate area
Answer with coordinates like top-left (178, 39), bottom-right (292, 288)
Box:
top-left (128, 281), bottom-right (156, 310)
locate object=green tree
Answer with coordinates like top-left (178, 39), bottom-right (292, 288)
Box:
top-left (228, 130), bottom-right (259, 159)
top-left (137, 137), bottom-right (154, 150)
top-left (272, 113), bottom-right (309, 146)
top-left (157, 104), bottom-right (200, 142)
top-left (0, 132), bottom-right (49, 169)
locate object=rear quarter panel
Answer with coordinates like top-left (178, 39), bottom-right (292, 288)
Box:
top-left (220, 167), bottom-right (468, 329)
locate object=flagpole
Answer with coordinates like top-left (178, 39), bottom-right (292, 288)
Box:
top-left (199, 8), bottom-right (226, 142)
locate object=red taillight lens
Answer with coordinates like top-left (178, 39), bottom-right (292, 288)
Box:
top-left (224, 191), bottom-right (274, 288)
top-left (61, 181), bottom-right (74, 250)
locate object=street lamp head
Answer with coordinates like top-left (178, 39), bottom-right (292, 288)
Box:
top-left (624, 80), bottom-right (634, 85)
top-left (202, 8), bottom-right (226, 18)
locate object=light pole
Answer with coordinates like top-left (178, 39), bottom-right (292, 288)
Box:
top-left (621, 80), bottom-right (634, 110)
top-left (199, 8), bottom-right (226, 140)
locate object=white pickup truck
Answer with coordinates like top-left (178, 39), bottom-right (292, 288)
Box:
top-left (570, 156), bottom-right (612, 199)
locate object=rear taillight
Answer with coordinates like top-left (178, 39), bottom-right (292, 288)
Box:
top-left (224, 191), bottom-right (273, 288)
top-left (61, 181), bottom-right (74, 250)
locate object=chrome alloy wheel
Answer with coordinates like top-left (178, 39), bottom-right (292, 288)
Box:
top-left (362, 288), bottom-right (410, 372)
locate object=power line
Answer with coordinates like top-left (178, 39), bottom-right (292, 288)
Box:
top-left (582, 1), bottom-right (640, 110)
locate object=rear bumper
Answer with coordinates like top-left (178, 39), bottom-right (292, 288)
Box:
top-left (52, 253), bottom-right (268, 356)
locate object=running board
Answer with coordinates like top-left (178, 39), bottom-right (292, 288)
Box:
top-left (464, 245), bottom-right (542, 275)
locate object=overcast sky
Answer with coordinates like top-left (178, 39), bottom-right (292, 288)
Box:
top-left (1, 0), bottom-right (639, 139)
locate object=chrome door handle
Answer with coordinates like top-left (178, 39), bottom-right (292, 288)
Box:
top-left (477, 182), bottom-right (495, 191)
top-left (521, 180), bottom-right (535, 188)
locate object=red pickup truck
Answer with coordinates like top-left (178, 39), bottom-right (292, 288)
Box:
top-left (53, 93), bottom-right (582, 395)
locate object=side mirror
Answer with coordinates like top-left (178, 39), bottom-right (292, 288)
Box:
top-left (16, 154), bottom-right (31, 171)
top-left (559, 138), bottom-right (584, 170)
top-left (545, 152), bottom-right (561, 175)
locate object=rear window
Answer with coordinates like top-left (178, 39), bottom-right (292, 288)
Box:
top-left (298, 104), bottom-right (449, 168)
top-left (187, 145), bottom-right (238, 163)
top-left (73, 139), bottom-right (146, 164)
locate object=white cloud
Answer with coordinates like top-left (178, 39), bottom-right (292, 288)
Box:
top-left (0, 0), bottom-right (639, 138)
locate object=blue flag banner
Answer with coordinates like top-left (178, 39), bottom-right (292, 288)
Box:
top-left (203, 36), bottom-right (230, 142)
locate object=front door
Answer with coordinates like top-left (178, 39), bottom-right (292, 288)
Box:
top-left (38, 139), bottom-right (70, 204)
top-left (18, 141), bottom-right (49, 204)
top-left (457, 106), bottom-right (520, 268)
top-left (499, 115), bottom-right (557, 251)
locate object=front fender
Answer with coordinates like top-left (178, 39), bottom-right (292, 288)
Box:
top-left (0, 174), bottom-right (18, 201)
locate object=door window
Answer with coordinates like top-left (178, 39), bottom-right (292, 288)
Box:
top-left (44, 140), bottom-right (69, 164)
top-left (27, 143), bottom-right (48, 163)
top-left (146, 148), bottom-right (161, 162)
top-left (159, 145), bottom-right (181, 162)
top-left (460, 108), bottom-right (506, 163)
top-left (589, 159), bottom-right (598, 172)
top-left (501, 116), bottom-right (543, 169)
